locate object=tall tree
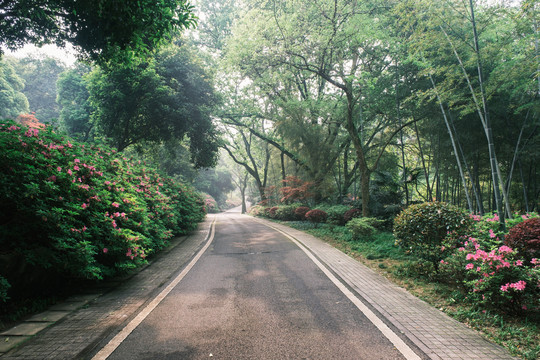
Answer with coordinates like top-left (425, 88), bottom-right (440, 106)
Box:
top-left (88, 41), bottom-right (218, 167)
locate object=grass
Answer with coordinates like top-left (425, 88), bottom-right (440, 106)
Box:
top-left (283, 221), bottom-right (540, 360)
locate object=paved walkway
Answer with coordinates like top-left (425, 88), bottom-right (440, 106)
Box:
top-left (0, 213), bottom-right (517, 359)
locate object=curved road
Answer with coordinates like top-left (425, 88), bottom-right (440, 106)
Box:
top-left (98, 211), bottom-right (409, 359)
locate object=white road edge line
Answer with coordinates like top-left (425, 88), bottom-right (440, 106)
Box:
top-left (263, 221), bottom-right (422, 360)
top-left (91, 216), bottom-right (216, 360)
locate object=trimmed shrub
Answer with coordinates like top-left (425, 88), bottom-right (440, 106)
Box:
top-left (294, 206), bottom-right (310, 220)
top-left (393, 202), bottom-right (473, 266)
top-left (248, 205), bottom-right (265, 217)
top-left (323, 205), bottom-right (351, 226)
top-left (274, 204), bottom-right (300, 221)
top-left (346, 217), bottom-right (377, 240)
top-left (344, 208), bottom-right (362, 223)
top-left (305, 209), bottom-right (327, 224)
top-left (505, 217), bottom-right (540, 264)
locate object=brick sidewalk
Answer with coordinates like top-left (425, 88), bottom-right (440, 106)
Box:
top-left (256, 217), bottom-right (517, 360)
top-left (0, 216), bottom-right (214, 359)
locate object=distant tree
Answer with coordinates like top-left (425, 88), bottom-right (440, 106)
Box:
top-left (0, 59), bottom-right (29, 118)
top-left (0, 0), bottom-right (196, 64)
top-left (11, 56), bottom-right (66, 124)
top-left (56, 63), bottom-right (93, 141)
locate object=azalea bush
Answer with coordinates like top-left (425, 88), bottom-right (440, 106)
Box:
top-left (0, 120), bottom-right (205, 302)
top-left (294, 206), bottom-right (310, 220)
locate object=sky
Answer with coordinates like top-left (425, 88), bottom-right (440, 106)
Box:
top-left (6, 44), bottom-right (77, 66)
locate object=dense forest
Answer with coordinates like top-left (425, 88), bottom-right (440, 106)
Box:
top-left (1, 0), bottom-right (538, 218)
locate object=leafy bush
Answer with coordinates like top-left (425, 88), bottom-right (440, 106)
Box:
top-left (344, 208), bottom-right (362, 223)
top-left (0, 120), bottom-right (205, 303)
top-left (248, 205), bottom-right (265, 217)
top-left (294, 206), bottom-right (310, 220)
top-left (505, 218), bottom-right (540, 264)
top-left (393, 202), bottom-right (473, 267)
top-left (274, 204), bottom-right (300, 221)
top-left (305, 209), bottom-right (327, 224)
top-left (322, 205), bottom-right (351, 226)
top-left (346, 217), bottom-right (377, 240)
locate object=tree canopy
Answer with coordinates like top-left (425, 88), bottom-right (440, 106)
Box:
top-left (0, 0), bottom-right (196, 63)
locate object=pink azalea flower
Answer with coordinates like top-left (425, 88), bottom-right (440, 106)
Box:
top-left (82, 203), bottom-right (88, 209)
top-left (103, 248), bottom-right (108, 254)
top-left (500, 284), bottom-right (509, 292)
top-left (466, 263), bottom-right (474, 270)
top-left (112, 202), bottom-right (120, 208)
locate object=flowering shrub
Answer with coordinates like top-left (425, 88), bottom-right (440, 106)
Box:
top-left (0, 120), bottom-right (205, 302)
top-left (202, 193), bottom-right (219, 213)
top-left (305, 209), bottom-right (328, 224)
top-left (393, 202), bottom-right (473, 267)
top-left (505, 217), bottom-right (540, 264)
top-left (294, 206), bottom-right (310, 220)
top-left (440, 237), bottom-right (539, 313)
top-left (344, 208), bottom-right (362, 223)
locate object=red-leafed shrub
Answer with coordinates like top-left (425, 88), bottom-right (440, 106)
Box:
top-left (344, 208), bottom-right (362, 223)
top-left (268, 206), bottom-right (279, 218)
top-left (295, 206), bottom-right (310, 220)
top-left (280, 176), bottom-right (314, 204)
top-left (305, 209), bottom-right (327, 224)
top-left (505, 218), bottom-right (540, 263)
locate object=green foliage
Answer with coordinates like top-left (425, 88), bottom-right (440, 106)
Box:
top-left (273, 204), bottom-right (302, 221)
top-left (393, 202), bottom-right (473, 266)
top-left (346, 217), bottom-right (385, 240)
top-left (0, 120), bottom-right (205, 304)
top-left (0, 276), bottom-right (10, 303)
top-left (319, 205), bottom-right (351, 226)
top-left (56, 64), bottom-right (93, 141)
top-left (10, 56), bottom-right (66, 123)
top-left (505, 217), bottom-right (540, 264)
top-left (88, 43), bottom-right (218, 167)
top-left (0, 59), bottom-right (29, 119)
top-left (0, 0), bottom-right (196, 64)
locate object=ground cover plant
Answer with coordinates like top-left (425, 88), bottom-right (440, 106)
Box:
top-left (0, 120), bottom-right (206, 319)
top-left (249, 202), bottom-right (539, 359)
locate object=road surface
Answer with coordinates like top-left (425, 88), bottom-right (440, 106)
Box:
top-left (96, 211), bottom-right (409, 360)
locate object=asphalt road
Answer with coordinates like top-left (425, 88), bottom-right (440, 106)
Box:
top-left (103, 211), bottom-right (406, 360)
